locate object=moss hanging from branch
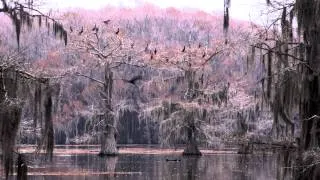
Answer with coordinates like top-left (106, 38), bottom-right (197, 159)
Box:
top-left (267, 50), bottom-right (272, 99)
top-left (33, 82), bottom-right (41, 129)
top-left (44, 87), bottom-right (54, 160)
top-left (34, 81), bottom-right (55, 160)
top-left (2, 1), bottom-right (68, 47)
top-left (0, 101), bottom-right (22, 179)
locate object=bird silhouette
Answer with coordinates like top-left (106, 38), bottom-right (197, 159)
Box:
top-left (124, 75), bottom-right (142, 86)
top-left (78, 27), bottom-right (84, 35)
top-left (92, 24), bottom-right (98, 32)
top-left (103, 20), bottom-right (111, 25)
top-left (150, 54), bottom-right (154, 60)
top-left (115, 28), bottom-right (120, 35)
top-left (198, 43), bottom-right (201, 48)
top-left (69, 26), bottom-right (73, 33)
top-left (166, 58), bottom-right (169, 62)
top-left (182, 46), bottom-right (186, 52)
top-left (202, 52), bottom-right (206, 58)
top-left (154, 48), bottom-right (157, 55)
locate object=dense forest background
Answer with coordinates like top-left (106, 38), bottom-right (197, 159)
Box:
top-left (4, 0), bottom-right (320, 179)
top-left (0, 5), bottom-right (272, 147)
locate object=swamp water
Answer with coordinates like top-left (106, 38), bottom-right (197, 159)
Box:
top-left (6, 145), bottom-right (293, 180)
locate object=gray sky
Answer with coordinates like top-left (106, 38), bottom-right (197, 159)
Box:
top-left (44, 0), bottom-right (268, 22)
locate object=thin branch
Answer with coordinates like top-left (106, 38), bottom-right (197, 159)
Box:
top-left (251, 44), bottom-right (313, 71)
top-left (304, 115), bottom-right (320, 121)
top-left (75, 72), bottom-right (105, 85)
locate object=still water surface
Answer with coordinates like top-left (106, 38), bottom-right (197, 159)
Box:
top-left (10, 146), bottom-right (293, 180)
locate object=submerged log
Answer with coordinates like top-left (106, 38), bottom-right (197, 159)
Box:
top-left (165, 158), bottom-right (181, 162)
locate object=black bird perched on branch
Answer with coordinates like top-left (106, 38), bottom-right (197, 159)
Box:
top-left (150, 54), bottom-right (154, 60)
top-left (154, 48), bottom-right (157, 55)
top-left (92, 24), bottom-right (98, 32)
top-left (182, 46), bottom-right (186, 52)
top-left (202, 52), bottom-right (206, 58)
top-left (115, 28), bottom-right (120, 35)
top-left (124, 75), bottom-right (142, 86)
top-left (69, 26), bottom-right (73, 33)
top-left (103, 19), bottom-right (111, 25)
top-left (78, 27), bottom-right (84, 35)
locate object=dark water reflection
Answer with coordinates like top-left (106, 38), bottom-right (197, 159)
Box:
top-left (11, 149), bottom-right (293, 180)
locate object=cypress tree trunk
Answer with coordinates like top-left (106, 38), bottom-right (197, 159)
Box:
top-left (183, 123), bottom-right (201, 156)
top-left (300, 30), bottom-right (320, 150)
top-left (99, 64), bottom-right (118, 156)
top-left (182, 69), bottom-right (201, 156)
top-left (0, 68), bottom-right (6, 103)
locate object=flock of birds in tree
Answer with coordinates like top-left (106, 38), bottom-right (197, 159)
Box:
top-left (69, 19), bottom-right (117, 35)
top-left (70, 19), bottom-right (211, 68)
top-left (67, 19), bottom-right (219, 88)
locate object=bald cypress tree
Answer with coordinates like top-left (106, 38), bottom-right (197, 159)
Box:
top-left (0, 1), bottom-right (67, 179)
top-left (225, 0), bottom-right (320, 150)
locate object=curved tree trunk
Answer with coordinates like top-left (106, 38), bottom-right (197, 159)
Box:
top-left (99, 64), bottom-right (118, 156)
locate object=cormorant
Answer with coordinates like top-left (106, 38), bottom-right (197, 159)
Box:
top-left (103, 20), bottom-right (111, 25)
top-left (182, 46), bottom-right (186, 52)
top-left (124, 75), bottom-right (142, 86)
top-left (92, 24), bottom-right (98, 32)
top-left (115, 28), bottom-right (120, 35)
top-left (78, 27), bottom-right (84, 35)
